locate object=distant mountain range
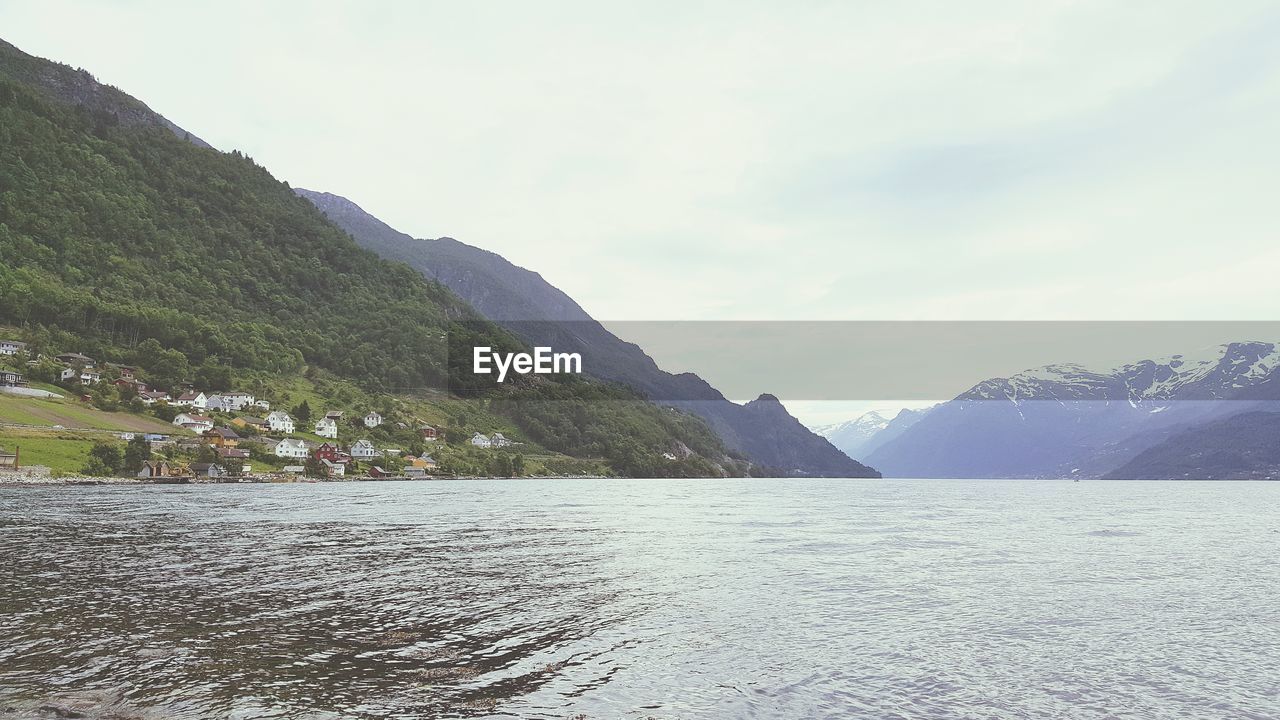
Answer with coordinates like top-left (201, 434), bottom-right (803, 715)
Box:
top-left (813, 408), bottom-right (929, 459)
top-left (860, 341), bottom-right (1280, 479)
top-left (296, 189), bottom-right (878, 477)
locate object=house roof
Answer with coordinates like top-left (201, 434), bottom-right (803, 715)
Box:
top-left (208, 427), bottom-right (241, 439)
top-left (216, 447), bottom-right (250, 458)
top-left (179, 414), bottom-right (213, 423)
top-left (325, 410), bottom-right (343, 418)
top-left (276, 438), bottom-right (307, 448)
top-left (56, 352), bottom-right (94, 363)
top-left (177, 391), bottom-right (204, 401)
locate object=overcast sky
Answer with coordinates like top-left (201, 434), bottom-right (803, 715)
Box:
top-left (5, 1), bottom-right (1280, 424)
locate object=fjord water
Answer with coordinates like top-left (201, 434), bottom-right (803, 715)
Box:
top-left (1, 480), bottom-right (1277, 720)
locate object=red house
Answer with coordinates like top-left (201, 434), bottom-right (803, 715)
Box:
top-left (314, 442), bottom-right (350, 464)
top-left (419, 424), bottom-right (439, 441)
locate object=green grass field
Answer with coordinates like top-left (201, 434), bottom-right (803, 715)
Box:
top-left (0, 393), bottom-right (179, 433)
top-left (0, 430), bottom-right (97, 474)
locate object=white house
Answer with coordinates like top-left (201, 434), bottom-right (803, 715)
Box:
top-left (314, 417), bottom-right (338, 439)
top-left (363, 411), bottom-right (382, 429)
top-left (80, 370), bottom-right (101, 385)
top-left (205, 394), bottom-right (230, 412)
top-left (470, 432), bottom-right (492, 449)
top-left (321, 459), bottom-right (345, 477)
top-left (251, 399), bottom-right (271, 411)
top-left (221, 391), bottom-right (256, 411)
top-left (59, 367), bottom-right (76, 382)
top-left (174, 391), bottom-right (207, 409)
top-left (266, 410), bottom-right (295, 434)
top-left (274, 438), bottom-right (308, 458)
top-left (490, 432), bottom-right (511, 448)
top-left (350, 439), bottom-right (380, 459)
top-left (0, 340), bottom-right (27, 356)
top-left (172, 413), bottom-right (214, 434)
top-left (138, 390), bottom-right (170, 405)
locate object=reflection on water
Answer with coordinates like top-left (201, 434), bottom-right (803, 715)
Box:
top-left (1, 479), bottom-right (1278, 719)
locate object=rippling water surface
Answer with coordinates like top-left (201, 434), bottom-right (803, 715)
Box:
top-left (1, 479), bottom-right (1278, 719)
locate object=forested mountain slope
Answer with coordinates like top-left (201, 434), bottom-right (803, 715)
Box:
top-left (0, 37), bottom-right (747, 478)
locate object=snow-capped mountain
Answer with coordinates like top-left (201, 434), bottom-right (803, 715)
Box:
top-left (961, 341), bottom-right (1280, 404)
top-left (814, 411), bottom-right (891, 446)
top-left (813, 408), bottom-right (930, 460)
top-left (866, 341), bottom-right (1280, 479)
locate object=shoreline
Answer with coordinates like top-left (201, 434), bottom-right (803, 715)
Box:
top-left (0, 473), bottom-right (610, 487)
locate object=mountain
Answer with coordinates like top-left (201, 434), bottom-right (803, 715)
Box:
top-left (0, 38), bottom-right (209, 147)
top-left (0, 37), bottom-right (751, 478)
top-left (814, 408), bottom-right (931, 459)
top-left (814, 411), bottom-right (891, 457)
top-left (1105, 412), bottom-right (1280, 480)
top-left (297, 189), bottom-right (878, 477)
top-left (866, 342), bottom-right (1280, 478)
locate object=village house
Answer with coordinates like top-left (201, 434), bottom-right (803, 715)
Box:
top-left (55, 352), bottom-right (95, 367)
top-left (314, 417), bottom-right (339, 439)
top-left (137, 460), bottom-right (183, 479)
top-left (490, 432), bottom-right (511, 448)
top-left (320, 459), bottom-right (345, 478)
top-left (205, 427), bottom-right (241, 448)
top-left (216, 446), bottom-right (250, 461)
top-left (138, 390), bottom-right (171, 405)
top-left (230, 416), bottom-right (271, 434)
top-left (0, 340), bottom-right (28, 356)
top-left (0, 370), bottom-right (26, 387)
top-left (190, 463), bottom-right (227, 479)
top-left (274, 438), bottom-right (308, 459)
top-left (405, 454), bottom-right (438, 471)
top-left (172, 413), bottom-right (214, 434)
top-left (368, 466), bottom-right (397, 478)
top-left (282, 465), bottom-right (305, 474)
top-left (112, 378), bottom-right (147, 393)
top-left (325, 410), bottom-right (344, 420)
top-left (419, 424), bottom-right (439, 441)
top-left (471, 432), bottom-right (492, 449)
top-left (364, 411), bottom-right (382, 429)
top-left (402, 467), bottom-right (427, 479)
top-left (219, 391), bottom-right (256, 411)
top-left (79, 369), bottom-right (102, 384)
top-left (251, 399), bottom-right (271, 411)
top-left (265, 410), bottom-right (295, 434)
top-left (204, 394), bottom-right (230, 412)
top-left (350, 439), bottom-right (380, 459)
top-left (314, 442), bottom-right (351, 465)
top-left (173, 391), bottom-right (208, 409)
